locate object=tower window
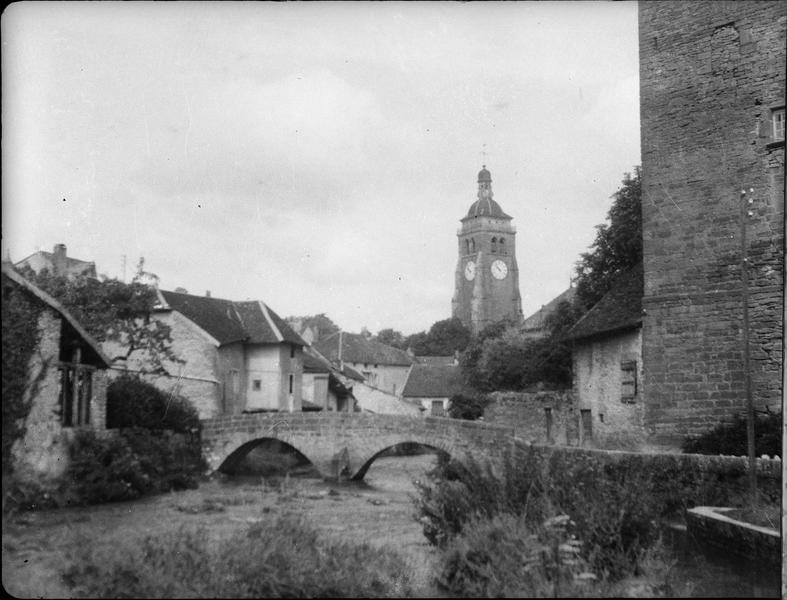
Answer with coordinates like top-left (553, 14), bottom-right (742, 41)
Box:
top-left (499, 238), bottom-right (505, 254)
top-left (465, 239), bottom-right (471, 255)
top-left (470, 238), bottom-right (476, 252)
top-left (491, 237), bottom-right (497, 254)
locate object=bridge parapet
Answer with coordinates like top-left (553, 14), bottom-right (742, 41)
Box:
top-left (200, 412), bottom-right (516, 480)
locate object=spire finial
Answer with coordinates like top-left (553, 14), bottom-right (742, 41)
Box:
top-left (480, 143), bottom-right (488, 167)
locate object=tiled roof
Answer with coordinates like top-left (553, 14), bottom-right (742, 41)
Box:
top-left (402, 363), bottom-right (471, 398)
top-left (303, 352), bottom-right (331, 373)
top-left (313, 332), bottom-right (415, 366)
top-left (522, 286), bottom-right (577, 332)
top-left (159, 291), bottom-right (305, 347)
top-left (565, 264), bottom-right (643, 342)
top-left (15, 250), bottom-right (97, 279)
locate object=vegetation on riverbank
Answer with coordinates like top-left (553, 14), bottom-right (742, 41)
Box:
top-left (61, 513), bottom-right (414, 598)
top-left (413, 449), bottom-right (687, 596)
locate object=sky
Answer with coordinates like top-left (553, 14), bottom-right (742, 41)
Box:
top-left (2, 1), bottom-right (641, 336)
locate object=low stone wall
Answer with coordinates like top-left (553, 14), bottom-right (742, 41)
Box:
top-left (686, 507), bottom-right (780, 566)
top-left (483, 390), bottom-right (578, 445)
top-left (519, 441), bottom-right (782, 506)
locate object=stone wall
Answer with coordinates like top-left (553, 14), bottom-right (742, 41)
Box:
top-left (483, 390), bottom-right (578, 445)
top-left (639, 0), bottom-right (785, 440)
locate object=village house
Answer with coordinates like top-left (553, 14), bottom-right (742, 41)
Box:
top-left (2, 264), bottom-right (110, 484)
top-left (111, 289), bottom-right (308, 419)
top-left (14, 243), bottom-right (97, 279)
top-left (301, 351), bottom-right (356, 412)
top-left (401, 358), bottom-right (471, 416)
top-left (565, 264), bottom-right (644, 446)
top-left (312, 331), bottom-right (415, 397)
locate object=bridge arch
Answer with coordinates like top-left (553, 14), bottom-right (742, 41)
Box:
top-left (351, 438), bottom-right (452, 480)
top-left (217, 437), bottom-right (318, 475)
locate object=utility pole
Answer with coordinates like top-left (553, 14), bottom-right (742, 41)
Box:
top-left (740, 188), bottom-right (757, 506)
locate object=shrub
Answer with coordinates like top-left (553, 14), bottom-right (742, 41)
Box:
top-left (681, 411), bottom-right (782, 458)
top-left (447, 394), bottom-right (490, 420)
top-left (65, 428), bottom-right (204, 506)
top-left (436, 512), bottom-right (600, 598)
top-left (62, 514), bottom-right (413, 597)
top-left (106, 375), bottom-right (199, 433)
top-left (414, 447), bottom-right (663, 581)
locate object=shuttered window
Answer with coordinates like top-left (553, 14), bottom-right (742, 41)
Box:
top-left (621, 360), bottom-right (637, 403)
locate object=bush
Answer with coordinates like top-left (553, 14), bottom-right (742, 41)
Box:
top-left (414, 447), bottom-right (663, 581)
top-left (65, 429), bottom-right (203, 506)
top-left (106, 375), bottom-right (199, 433)
top-left (681, 411), bottom-right (782, 458)
top-left (436, 512), bottom-right (600, 598)
top-left (62, 514), bottom-right (413, 597)
top-left (447, 394), bottom-right (490, 420)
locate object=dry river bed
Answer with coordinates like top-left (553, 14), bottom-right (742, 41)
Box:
top-left (2, 454), bottom-right (442, 598)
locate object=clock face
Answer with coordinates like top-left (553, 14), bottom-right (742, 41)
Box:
top-left (491, 259), bottom-right (508, 280)
top-left (464, 260), bottom-right (476, 281)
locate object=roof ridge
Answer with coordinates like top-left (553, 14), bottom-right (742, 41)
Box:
top-left (258, 301), bottom-right (284, 342)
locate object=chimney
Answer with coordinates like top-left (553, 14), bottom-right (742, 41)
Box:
top-left (53, 243), bottom-right (67, 275)
top-left (205, 290), bottom-right (211, 297)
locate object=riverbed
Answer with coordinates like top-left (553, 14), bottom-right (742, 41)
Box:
top-left (2, 454), bottom-right (442, 598)
top-left (2, 453), bottom-right (780, 598)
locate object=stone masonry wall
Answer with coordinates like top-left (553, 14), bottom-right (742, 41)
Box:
top-left (483, 390), bottom-right (579, 445)
top-left (639, 1), bottom-right (785, 440)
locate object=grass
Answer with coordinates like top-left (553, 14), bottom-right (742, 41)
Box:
top-left (61, 512), bottom-right (415, 598)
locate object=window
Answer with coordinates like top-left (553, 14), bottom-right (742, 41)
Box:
top-left (431, 400), bottom-right (445, 416)
top-left (621, 360), bottom-right (637, 403)
top-left (470, 238), bottom-right (476, 252)
top-left (772, 107), bottom-right (785, 141)
top-left (491, 237), bottom-right (497, 253)
top-left (58, 364), bottom-right (93, 427)
top-left (252, 379), bottom-right (261, 391)
top-left (465, 239), bottom-right (471, 255)
top-left (290, 345), bottom-right (296, 359)
top-left (544, 407), bottom-right (553, 442)
top-left (499, 237), bottom-right (506, 254)
top-left (288, 373), bottom-right (294, 394)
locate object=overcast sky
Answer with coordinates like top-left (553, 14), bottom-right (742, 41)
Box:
top-left (2, 1), bottom-right (640, 336)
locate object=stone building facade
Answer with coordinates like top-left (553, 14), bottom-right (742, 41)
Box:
top-left (639, 1), bottom-right (785, 440)
top-left (452, 166), bottom-right (523, 333)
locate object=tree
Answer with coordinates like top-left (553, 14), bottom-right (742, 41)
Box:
top-left (459, 304), bottom-right (583, 392)
top-left (15, 260), bottom-right (178, 373)
top-left (285, 313), bottom-right (340, 342)
top-left (406, 318), bottom-right (471, 356)
top-left (574, 167), bottom-right (642, 309)
top-left (375, 328), bottom-right (407, 349)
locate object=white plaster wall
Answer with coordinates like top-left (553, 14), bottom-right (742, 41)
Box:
top-left (573, 329), bottom-right (645, 439)
top-left (354, 381), bottom-right (422, 415)
top-left (347, 361), bottom-right (410, 396)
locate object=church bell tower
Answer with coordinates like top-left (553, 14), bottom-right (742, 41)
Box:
top-left (451, 165), bottom-right (523, 333)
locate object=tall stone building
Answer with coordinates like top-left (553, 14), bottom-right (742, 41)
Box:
top-left (639, 1), bottom-right (785, 440)
top-left (452, 166), bottom-right (522, 333)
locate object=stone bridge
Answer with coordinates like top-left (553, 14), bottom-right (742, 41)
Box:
top-left (201, 412), bottom-right (516, 480)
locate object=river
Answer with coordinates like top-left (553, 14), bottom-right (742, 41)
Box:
top-left (2, 452), bottom-right (780, 598)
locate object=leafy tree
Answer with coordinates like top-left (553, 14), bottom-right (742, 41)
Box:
top-left (375, 328), bottom-right (407, 349)
top-left (406, 318), bottom-right (471, 356)
top-left (574, 167), bottom-right (642, 309)
top-left (285, 313), bottom-right (340, 342)
top-left (15, 260), bottom-right (178, 373)
top-left (459, 305), bottom-right (583, 392)
top-left (106, 374), bottom-right (199, 433)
